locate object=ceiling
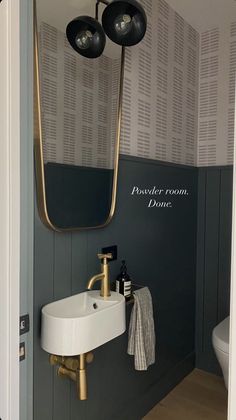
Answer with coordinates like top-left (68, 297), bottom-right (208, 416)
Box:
top-left (37, 0), bottom-right (97, 31)
top-left (165, 0), bottom-right (236, 31)
top-left (37, 0), bottom-right (236, 33)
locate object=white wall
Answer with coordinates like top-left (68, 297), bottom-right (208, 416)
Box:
top-left (0, 0), bottom-right (21, 419)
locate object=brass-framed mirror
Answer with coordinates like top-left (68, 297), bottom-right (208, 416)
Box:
top-left (34, 0), bottom-right (125, 231)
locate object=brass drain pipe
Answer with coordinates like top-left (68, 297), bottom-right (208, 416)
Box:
top-left (50, 353), bottom-right (94, 400)
top-left (77, 354), bottom-right (87, 400)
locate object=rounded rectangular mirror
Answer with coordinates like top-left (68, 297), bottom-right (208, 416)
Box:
top-left (34, 0), bottom-right (124, 231)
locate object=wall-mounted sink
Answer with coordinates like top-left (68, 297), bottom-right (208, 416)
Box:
top-left (41, 291), bottom-right (126, 356)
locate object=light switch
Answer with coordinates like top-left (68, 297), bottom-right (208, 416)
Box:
top-left (19, 342), bottom-right (25, 361)
top-left (20, 314), bottom-right (30, 335)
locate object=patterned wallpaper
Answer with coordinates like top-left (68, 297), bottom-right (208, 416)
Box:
top-left (39, 0), bottom-right (200, 168)
top-left (197, 22), bottom-right (236, 166)
top-left (40, 22), bottom-right (120, 169)
top-left (120, 0), bottom-right (199, 166)
top-left (40, 0), bottom-right (236, 168)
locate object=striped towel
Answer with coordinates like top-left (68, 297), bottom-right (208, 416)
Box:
top-left (127, 287), bottom-right (155, 370)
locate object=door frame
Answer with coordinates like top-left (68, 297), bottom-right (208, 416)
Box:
top-left (1, 1), bottom-right (236, 419)
top-left (0, 0), bottom-right (21, 419)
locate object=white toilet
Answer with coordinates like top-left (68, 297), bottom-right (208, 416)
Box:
top-left (212, 316), bottom-right (229, 389)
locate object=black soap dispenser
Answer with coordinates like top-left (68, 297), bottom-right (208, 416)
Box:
top-left (116, 260), bottom-right (132, 298)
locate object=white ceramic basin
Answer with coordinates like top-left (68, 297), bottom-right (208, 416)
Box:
top-left (41, 291), bottom-right (126, 356)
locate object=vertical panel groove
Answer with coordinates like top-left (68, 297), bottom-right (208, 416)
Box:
top-left (34, 157), bottom-right (198, 420)
top-left (216, 171), bottom-right (222, 323)
top-left (52, 232), bottom-right (55, 420)
top-left (202, 170), bottom-right (207, 353)
top-left (196, 167), bottom-right (232, 374)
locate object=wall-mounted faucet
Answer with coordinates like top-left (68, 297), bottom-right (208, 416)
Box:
top-left (87, 253), bottom-right (113, 298)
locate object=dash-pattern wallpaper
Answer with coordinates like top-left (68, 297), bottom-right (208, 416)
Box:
top-left (40, 22), bottom-right (120, 169)
top-left (39, 0), bottom-right (236, 168)
top-left (39, 0), bottom-right (200, 167)
top-left (121, 0), bottom-right (199, 166)
top-left (197, 22), bottom-right (236, 166)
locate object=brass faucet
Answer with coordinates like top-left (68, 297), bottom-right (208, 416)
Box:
top-left (49, 255), bottom-right (113, 400)
top-left (87, 253), bottom-right (113, 298)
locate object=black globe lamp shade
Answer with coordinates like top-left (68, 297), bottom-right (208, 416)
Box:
top-left (66, 16), bottom-right (106, 58)
top-left (102, 0), bottom-right (147, 47)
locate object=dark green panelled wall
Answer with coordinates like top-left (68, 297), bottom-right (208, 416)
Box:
top-left (195, 166), bottom-right (233, 374)
top-left (34, 156), bottom-right (233, 420)
top-left (34, 155), bottom-right (198, 420)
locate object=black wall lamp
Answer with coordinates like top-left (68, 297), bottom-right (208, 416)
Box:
top-left (66, 0), bottom-right (147, 58)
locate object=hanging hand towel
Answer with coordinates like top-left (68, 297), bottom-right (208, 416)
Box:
top-left (127, 287), bottom-right (155, 370)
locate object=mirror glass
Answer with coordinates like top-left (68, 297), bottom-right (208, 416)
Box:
top-left (35, 0), bottom-right (123, 230)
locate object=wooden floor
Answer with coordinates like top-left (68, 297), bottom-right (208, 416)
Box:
top-left (143, 369), bottom-right (228, 420)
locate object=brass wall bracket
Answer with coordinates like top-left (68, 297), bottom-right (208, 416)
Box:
top-left (50, 353), bottom-right (94, 400)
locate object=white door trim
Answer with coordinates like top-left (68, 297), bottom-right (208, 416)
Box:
top-left (0, 0), bottom-right (21, 419)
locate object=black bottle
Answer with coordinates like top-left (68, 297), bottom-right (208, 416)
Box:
top-left (116, 260), bottom-right (132, 298)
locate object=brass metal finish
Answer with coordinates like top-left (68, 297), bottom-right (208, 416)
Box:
top-left (97, 253), bottom-right (113, 260)
top-left (57, 365), bottom-right (77, 382)
top-left (49, 354), bottom-right (65, 366)
top-left (64, 358), bottom-right (80, 371)
top-left (50, 352), bottom-right (94, 400)
top-left (87, 253), bottom-right (112, 298)
top-left (34, 0), bottom-right (55, 231)
top-left (78, 354), bottom-right (87, 400)
top-left (49, 354), bottom-right (80, 370)
top-left (34, 0), bottom-right (125, 232)
top-left (86, 352), bottom-right (94, 364)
